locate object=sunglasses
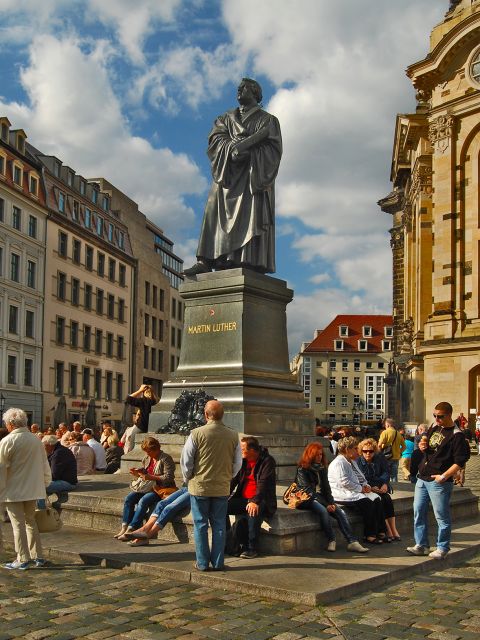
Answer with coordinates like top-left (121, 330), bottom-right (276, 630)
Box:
top-left (362, 450), bottom-right (374, 454)
top-left (433, 413), bottom-right (446, 419)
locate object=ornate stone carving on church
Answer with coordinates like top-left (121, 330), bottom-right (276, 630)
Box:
top-left (410, 165), bottom-right (433, 199)
top-left (415, 88), bottom-right (431, 110)
top-left (399, 317), bottom-right (414, 354)
top-left (390, 229), bottom-right (404, 250)
top-left (429, 114), bottom-right (455, 153)
top-left (401, 207), bottom-right (413, 233)
top-left (156, 389), bottom-right (215, 434)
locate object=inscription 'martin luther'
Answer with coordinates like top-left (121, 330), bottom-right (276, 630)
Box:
top-left (187, 321), bottom-right (238, 335)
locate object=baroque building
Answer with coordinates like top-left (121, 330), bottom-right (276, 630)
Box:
top-left (0, 118), bottom-right (47, 423)
top-left (299, 315), bottom-right (393, 425)
top-left (379, 0), bottom-right (480, 426)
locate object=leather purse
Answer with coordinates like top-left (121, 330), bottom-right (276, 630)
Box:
top-left (282, 482), bottom-right (311, 509)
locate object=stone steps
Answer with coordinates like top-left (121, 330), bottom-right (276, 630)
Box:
top-left (60, 474), bottom-right (479, 555)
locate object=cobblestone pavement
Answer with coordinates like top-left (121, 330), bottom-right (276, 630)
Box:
top-left (0, 452), bottom-right (478, 640)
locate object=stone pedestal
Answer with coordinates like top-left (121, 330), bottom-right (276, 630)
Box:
top-left (150, 269), bottom-right (313, 434)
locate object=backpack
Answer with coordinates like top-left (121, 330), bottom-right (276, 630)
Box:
top-left (225, 516), bottom-right (249, 556)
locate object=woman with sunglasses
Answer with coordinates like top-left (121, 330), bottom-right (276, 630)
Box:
top-left (356, 438), bottom-right (401, 542)
top-left (328, 436), bottom-right (387, 545)
top-left (294, 442), bottom-right (368, 553)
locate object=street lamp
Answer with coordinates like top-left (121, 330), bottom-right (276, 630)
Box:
top-left (0, 393), bottom-right (6, 427)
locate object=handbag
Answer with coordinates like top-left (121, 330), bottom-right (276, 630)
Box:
top-left (152, 485), bottom-right (177, 499)
top-left (282, 482), bottom-right (311, 509)
top-left (35, 499), bottom-right (62, 533)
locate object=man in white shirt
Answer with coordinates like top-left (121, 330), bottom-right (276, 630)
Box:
top-left (0, 407), bottom-right (52, 570)
top-left (82, 429), bottom-right (106, 471)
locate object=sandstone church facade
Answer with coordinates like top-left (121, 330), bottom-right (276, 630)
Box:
top-left (380, 0), bottom-right (480, 426)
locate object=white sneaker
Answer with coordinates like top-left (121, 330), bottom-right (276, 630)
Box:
top-left (326, 540), bottom-right (336, 552)
top-left (347, 541), bottom-right (369, 553)
top-left (429, 548), bottom-right (448, 560)
top-left (406, 544), bottom-right (430, 556)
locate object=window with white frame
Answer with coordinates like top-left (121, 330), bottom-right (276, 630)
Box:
top-left (354, 376), bottom-right (360, 389)
top-left (334, 339), bottom-right (344, 351)
top-left (382, 340), bottom-right (392, 351)
top-left (339, 325), bottom-right (348, 337)
top-left (329, 377), bottom-right (336, 389)
top-left (342, 359), bottom-right (348, 371)
top-left (341, 376), bottom-right (348, 388)
top-left (329, 394), bottom-right (336, 407)
top-left (341, 394), bottom-right (348, 408)
top-left (329, 359), bottom-right (336, 370)
top-left (384, 326), bottom-right (393, 338)
top-left (354, 359), bottom-right (360, 371)
top-left (13, 162), bottom-right (23, 186)
top-left (358, 340), bottom-right (368, 351)
top-left (363, 326), bottom-right (372, 337)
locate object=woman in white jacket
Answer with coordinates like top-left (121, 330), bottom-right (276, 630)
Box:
top-left (0, 408), bottom-right (52, 570)
top-left (327, 436), bottom-right (387, 545)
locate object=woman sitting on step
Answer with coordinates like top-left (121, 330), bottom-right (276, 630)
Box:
top-left (356, 438), bottom-right (401, 542)
top-left (120, 486), bottom-right (191, 546)
top-left (115, 437), bottom-right (176, 541)
top-left (328, 436), bottom-right (387, 545)
top-left (293, 442), bottom-right (368, 553)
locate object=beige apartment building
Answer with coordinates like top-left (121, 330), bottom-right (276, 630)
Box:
top-left (300, 315), bottom-right (393, 425)
top-left (0, 118), bottom-right (47, 424)
top-left (30, 151), bottom-right (135, 428)
top-left (379, 0), bottom-right (480, 426)
top-left (94, 179), bottom-right (184, 397)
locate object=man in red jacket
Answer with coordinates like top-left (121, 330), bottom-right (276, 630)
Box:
top-left (227, 436), bottom-right (277, 559)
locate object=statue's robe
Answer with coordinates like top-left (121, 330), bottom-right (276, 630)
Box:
top-left (196, 105), bottom-right (282, 273)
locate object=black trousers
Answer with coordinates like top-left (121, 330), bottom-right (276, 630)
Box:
top-left (227, 497), bottom-right (265, 551)
top-left (338, 497), bottom-right (386, 538)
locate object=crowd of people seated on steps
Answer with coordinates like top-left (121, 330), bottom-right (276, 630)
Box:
top-left (0, 400), bottom-right (472, 570)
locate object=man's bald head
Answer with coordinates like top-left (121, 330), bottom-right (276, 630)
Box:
top-left (204, 400), bottom-right (224, 421)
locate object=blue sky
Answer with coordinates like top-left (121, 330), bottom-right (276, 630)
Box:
top-left (0, 0), bottom-right (447, 351)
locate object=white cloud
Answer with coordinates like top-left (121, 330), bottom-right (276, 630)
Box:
top-left (309, 274), bottom-right (330, 285)
top-left (86, 0), bottom-right (181, 65)
top-left (0, 34), bottom-right (206, 236)
top-left (129, 43), bottom-right (245, 111)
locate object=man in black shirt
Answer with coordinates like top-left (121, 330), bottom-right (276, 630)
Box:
top-left (407, 402), bottom-right (470, 559)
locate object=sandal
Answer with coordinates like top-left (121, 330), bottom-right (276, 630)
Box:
top-left (364, 537), bottom-right (383, 545)
top-left (128, 538), bottom-right (149, 546)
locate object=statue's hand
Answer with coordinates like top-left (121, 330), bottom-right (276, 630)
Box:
top-left (231, 147), bottom-right (250, 162)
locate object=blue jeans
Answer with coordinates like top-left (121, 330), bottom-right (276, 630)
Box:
top-left (190, 495), bottom-right (228, 570)
top-left (388, 459), bottom-right (399, 482)
top-left (307, 501), bottom-right (357, 544)
top-left (152, 487), bottom-right (190, 528)
top-left (413, 478), bottom-right (454, 552)
top-left (227, 497), bottom-right (265, 551)
top-left (37, 480), bottom-right (77, 508)
top-left (47, 480), bottom-right (77, 495)
top-left (122, 491), bottom-right (160, 529)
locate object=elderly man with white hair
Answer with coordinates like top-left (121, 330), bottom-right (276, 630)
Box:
top-left (0, 408), bottom-right (51, 570)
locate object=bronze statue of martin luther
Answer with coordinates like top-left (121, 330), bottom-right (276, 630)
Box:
top-left (183, 78), bottom-right (282, 277)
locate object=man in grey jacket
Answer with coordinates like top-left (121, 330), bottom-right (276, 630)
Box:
top-left (180, 400), bottom-right (242, 571)
top-left (0, 408), bottom-right (51, 570)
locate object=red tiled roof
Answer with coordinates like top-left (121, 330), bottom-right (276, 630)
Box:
top-left (303, 314), bottom-right (393, 354)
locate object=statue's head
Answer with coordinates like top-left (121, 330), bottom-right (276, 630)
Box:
top-left (238, 78), bottom-right (263, 104)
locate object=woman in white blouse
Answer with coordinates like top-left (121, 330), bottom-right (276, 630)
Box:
top-left (327, 436), bottom-right (387, 544)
